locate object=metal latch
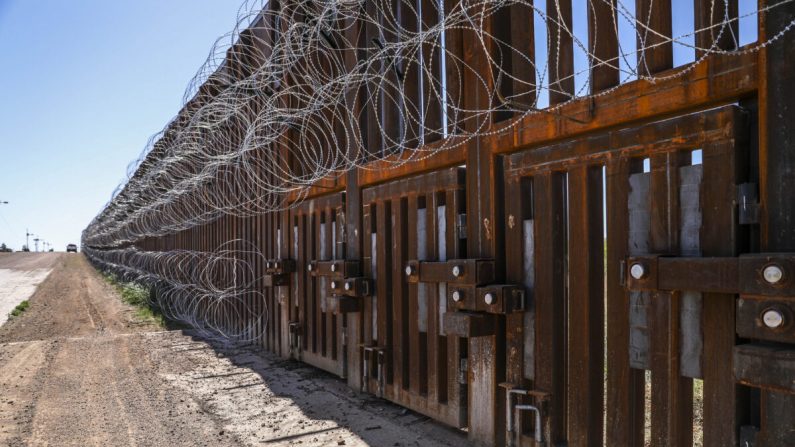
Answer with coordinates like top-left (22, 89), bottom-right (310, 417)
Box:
top-left (329, 277), bottom-right (373, 298)
top-left (308, 260), bottom-right (361, 278)
top-left (447, 284), bottom-right (525, 313)
top-left (405, 258), bottom-right (495, 286)
top-left (263, 259), bottom-right (296, 287)
top-left (309, 260), bottom-right (366, 314)
top-left (624, 253), bottom-right (795, 296)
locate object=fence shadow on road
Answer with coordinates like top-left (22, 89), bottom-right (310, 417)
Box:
top-left (172, 329), bottom-right (466, 447)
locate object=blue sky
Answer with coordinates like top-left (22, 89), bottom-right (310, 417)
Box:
top-left (0, 1), bottom-right (239, 251)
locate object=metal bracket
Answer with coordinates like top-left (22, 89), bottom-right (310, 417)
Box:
top-left (737, 297), bottom-right (795, 344)
top-left (265, 259), bottom-right (296, 274)
top-left (734, 343), bottom-right (795, 395)
top-left (624, 253), bottom-right (795, 296)
top-left (448, 284), bottom-right (526, 314)
top-left (307, 260), bottom-right (366, 314)
top-left (326, 295), bottom-right (361, 314)
top-left (329, 277), bottom-right (373, 298)
top-left (405, 258), bottom-right (495, 286)
top-left (264, 273), bottom-right (290, 287)
top-left (308, 260), bottom-right (361, 279)
top-left (443, 311), bottom-right (497, 338)
top-left (264, 259), bottom-right (296, 287)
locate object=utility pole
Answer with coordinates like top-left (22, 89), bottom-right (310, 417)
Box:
top-left (26, 229), bottom-right (32, 251)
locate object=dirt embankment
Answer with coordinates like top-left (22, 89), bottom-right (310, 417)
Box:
top-left (0, 253), bottom-right (62, 327)
top-left (0, 254), bottom-right (464, 446)
top-left (0, 254), bottom-right (158, 343)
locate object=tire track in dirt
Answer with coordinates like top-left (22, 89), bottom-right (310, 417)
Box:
top-left (0, 339), bottom-right (59, 447)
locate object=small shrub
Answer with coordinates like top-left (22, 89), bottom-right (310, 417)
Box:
top-left (9, 300), bottom-right (30, 318)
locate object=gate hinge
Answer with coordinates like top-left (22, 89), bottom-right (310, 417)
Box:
top-left (738, 182), bottom-right (760, 225)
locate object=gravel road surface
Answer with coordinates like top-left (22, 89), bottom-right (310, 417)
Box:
top-left (0, 254), bottom-right (465, 446)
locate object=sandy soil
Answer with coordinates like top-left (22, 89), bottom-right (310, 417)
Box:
top-left (0, 254), bottom-right (465, 446)
top-left (0, 253), bottom-right (63, 270)
top-left (0, 253), bottom-right (62, 326)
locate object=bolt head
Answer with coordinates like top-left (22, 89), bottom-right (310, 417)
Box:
top-left (452, 290), bottom-right (462, 302)
top-left (405, 265), bottom-right (414, 276)
top-left (762, 309), bottom-right (785, 329)
top-left (330, 281), bottom-right (338, 289)
top-left (451, 265), bottom-right (463, 277)
top-left (307, 263), bottom-right (313, 272)
top-left (331, 263), bottom-right (337, 272)
top-left (630, 263), bottom-right (646, 280)
top-left (484, 293), bottom-right (496, 305)
top-left (763, 264), bottom-right (784, 284)
top-left (344, 282), bottom-right (352, 291)
top-left (266, 261), bottom-right (273, 269)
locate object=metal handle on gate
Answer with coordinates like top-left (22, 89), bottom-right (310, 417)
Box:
top-left (506, 388), bottom-right (548, 446)
top-left (515, 405), bottom-right (542, 445)
top-left (361, 346), bottom-right (386, 397)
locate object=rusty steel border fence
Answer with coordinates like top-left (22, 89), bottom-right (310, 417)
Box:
top-left (84, 1), bottom-right (795, 446)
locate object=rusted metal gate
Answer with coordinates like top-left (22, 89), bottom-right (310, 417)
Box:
top-left (100, 1), bottom-right (795, 446)
top-left (501, 105), bottom-right (746, 446)
top-left (361, 167), bottom-right (468, 428)
top-left (283, 192), bottom-right (349, 377)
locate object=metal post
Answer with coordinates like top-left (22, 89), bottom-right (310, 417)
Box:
top-left (757, 0), bottom-right (795, 444)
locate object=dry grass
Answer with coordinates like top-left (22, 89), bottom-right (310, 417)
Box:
top-left (100, 273), bottom-right (166, 327)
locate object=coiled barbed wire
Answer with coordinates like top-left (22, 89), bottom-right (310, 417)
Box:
top-left (84, 0), bottom-right (795, 339)
top-left (85, 240), bottom-right (266, 341)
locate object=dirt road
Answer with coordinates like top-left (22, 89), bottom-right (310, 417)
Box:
top-left (0, 254), bottom-right (464, 446)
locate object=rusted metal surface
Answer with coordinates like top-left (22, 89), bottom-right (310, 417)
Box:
top-left (360, 166), bottom-right (468, 429)
top-left (105, 1), bottom-right (795, 445)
